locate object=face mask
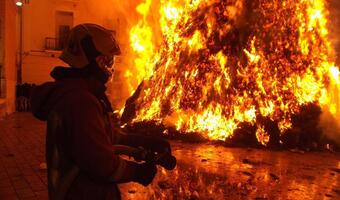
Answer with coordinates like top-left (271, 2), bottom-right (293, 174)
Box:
top-left (95, 55), bottom-right (115, 83)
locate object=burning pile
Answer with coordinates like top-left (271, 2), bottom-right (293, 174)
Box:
top-left (121, 0), bottom-right (340, 147)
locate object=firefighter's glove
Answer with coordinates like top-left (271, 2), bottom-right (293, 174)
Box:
top-left (134, 162), bottom-right (157, 186)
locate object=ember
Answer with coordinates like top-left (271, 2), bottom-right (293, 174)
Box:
top-left (121, 0), bottom-right (340, 147)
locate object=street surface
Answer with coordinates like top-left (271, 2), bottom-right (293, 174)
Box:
top-left (0, 113), bottom-right (339, 200)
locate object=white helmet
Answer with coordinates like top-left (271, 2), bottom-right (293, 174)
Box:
top-left (60, 23), bottom-right (121, 68)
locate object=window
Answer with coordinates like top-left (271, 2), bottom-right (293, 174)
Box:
top-left (46, 11), bottom-right (73, 51)
top-left (56, 11), bottom-right (73, 49)
top-left (58, 25), bottom-right (71, 50)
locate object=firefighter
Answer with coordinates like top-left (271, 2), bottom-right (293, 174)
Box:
top-left (30, 24), bottom-right (157, 200)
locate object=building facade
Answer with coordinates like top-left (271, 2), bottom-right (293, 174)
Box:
top-left (20, 0), bottom-right (129, 107)
top-left (0, 0), bottom-right (18, 117)
top-left (21, 0), bottom-right (120, 84)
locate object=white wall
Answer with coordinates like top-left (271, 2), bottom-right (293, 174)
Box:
top-left (22, 0), bottom-right (67, 84)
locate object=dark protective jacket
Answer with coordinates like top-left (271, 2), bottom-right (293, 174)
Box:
top-left (31, 68), bottom-right (127, 200)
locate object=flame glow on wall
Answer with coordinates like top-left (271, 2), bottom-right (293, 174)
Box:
top-left (124, 0), bottom-right (340, 145)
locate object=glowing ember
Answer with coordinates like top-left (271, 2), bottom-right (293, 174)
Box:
top-left (125, 0), bottom-right (340, 143)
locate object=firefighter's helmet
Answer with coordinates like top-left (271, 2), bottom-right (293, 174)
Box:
top-left (60, 24), bottom-right (121, 68)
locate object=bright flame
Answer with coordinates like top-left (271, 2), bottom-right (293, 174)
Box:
top-left (124, 0), bottom-right (340, 143)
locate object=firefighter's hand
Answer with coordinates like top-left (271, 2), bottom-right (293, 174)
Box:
top-left (134, 163), bottom-right (157, 186)
top-left (131, 147), bottom-right (147, 162)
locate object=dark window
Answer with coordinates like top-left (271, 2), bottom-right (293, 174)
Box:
top-left (58, 25), bottom-right (71, 50)
top-left (45, 11), bottom-right (73, 51)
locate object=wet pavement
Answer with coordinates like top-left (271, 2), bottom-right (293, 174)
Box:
top-left (0, 113), bottom-right (340, 199)
top-left (120, 142), bottom-right (340, 200)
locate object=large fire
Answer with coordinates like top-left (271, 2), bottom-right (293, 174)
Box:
top-left (122, 0), bottom-right (340, 145)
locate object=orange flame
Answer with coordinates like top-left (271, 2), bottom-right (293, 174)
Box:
top-left (125, 0), bottom-right (340, 143)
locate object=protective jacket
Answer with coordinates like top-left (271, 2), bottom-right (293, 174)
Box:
top-left (31, 67), bottom-right (127, 200)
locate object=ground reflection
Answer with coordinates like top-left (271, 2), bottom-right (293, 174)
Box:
top-left (120, 141), bottom-right (340, 200)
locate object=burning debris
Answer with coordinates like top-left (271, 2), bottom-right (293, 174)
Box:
top-left (120, 0), bottom-right (340, 148)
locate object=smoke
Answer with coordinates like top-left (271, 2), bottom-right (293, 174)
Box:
top-left (78, 0), bottom-right (152, 107)
top-left (320, 109), bottom-right (340, 145)
top-left (319, 0), bottom-right (340, 145)
top-left (329, 0), bottom-right (340, 62)
top-left (319, 78), bottom-right (340, 145)
top-left (108, 0), bottom-right (163, 108)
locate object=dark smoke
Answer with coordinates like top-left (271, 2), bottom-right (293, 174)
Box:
top-left (319, 0), bottom-right (340, 146)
